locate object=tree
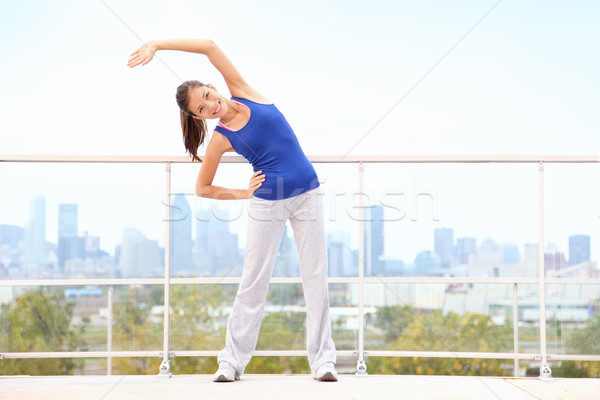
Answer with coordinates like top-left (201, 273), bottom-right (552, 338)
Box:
top-left (0, 288), bottom-right (83, 375)
top-left (110, 286), bottom-right (163, 375)
top-left (552, 313), bottom-right (600, 378)
top-left (367, 306), bottom-right (513, 375)
top-left (168, 284), bottom-right (236, 374)
top-left (246, 311), bottom-right (310, 374)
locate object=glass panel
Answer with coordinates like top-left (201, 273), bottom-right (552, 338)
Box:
top-left (546, 284), bottom-right (600, 356)
top-left (170, 163), bottom-right (251, 278)
top-left (0, 162), bottom-right (166, 279)
top-left (169, 282), bottom-right (356, 373)
top-left (169, 284), bottom-right (236, 352)
top-left (111, 285), bottom-right (164, 352)
top-left (170, 162), bottom-right (360, 278)
top-left (364, 283), bottom-right (540, 375)
top-left (0, 284), bottom-right (115, 375)
top-left (110, 357), bottom-right (162, 375)
top-left (362, 163), bottom-right (538, 278)
top-left (170, 283), bottom-right (356, 351)
top-left (544, 164), bottom-right (599, 278)
top-left (317, 163), bottom-right (361, 278)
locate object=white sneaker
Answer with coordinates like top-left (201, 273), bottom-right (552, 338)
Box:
top-left (213, 361), bottom-right (240, 382)
top-left (313, 362), bottom-right (338, 381)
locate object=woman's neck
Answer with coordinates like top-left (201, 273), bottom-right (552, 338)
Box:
top-left (219, 99), bottom-right (242, 126)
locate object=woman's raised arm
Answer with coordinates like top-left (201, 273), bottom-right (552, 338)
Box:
top-left (128, 39), bottom-right (253, 98)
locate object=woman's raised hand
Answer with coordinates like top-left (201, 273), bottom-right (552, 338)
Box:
top-left (246, 170), bottom-right (266, 198)
top-left (127, 41), bottom-right (157, 68)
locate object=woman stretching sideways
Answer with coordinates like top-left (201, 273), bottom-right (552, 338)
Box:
top-left (128, 38), bottom-right (338, 382)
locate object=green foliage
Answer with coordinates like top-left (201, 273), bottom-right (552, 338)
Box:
top-left (168, 285), bottom-right (236, 374)
top-left (4, 284), bottom-right (597, 377)
top-left (366, 305), bottom-right (414, 343)
top-left (552, 313), bottom-right (600, 378)
top-left (266, 285), bottom-right (304, 306)
top-left (367, 306), bottom-right (513, 376)
top-left (0, 288), bottom-right (83, 375)
top-left (246, 311), bottom-right (309, 374)
top-left (110, 286), bottom-right (163, 374)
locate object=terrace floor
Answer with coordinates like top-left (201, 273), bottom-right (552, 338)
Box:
top-left (1, 374), bottom-right (599, 400)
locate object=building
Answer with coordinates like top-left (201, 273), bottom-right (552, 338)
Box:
top-left (502, 243), bottom-right (520, 265)
top-left (364, 205), bottom-right (384, 276)
top-left (434, 227), bottom-right (454, 269)
top-left (545, 251), bottom-right (568, 273)
top-left (523, 243), bottom-right (539, 277)
top-left (569, 235), bottom-right (591, 266)
top-left (195, 208), bottom-right (240, 277)
top-left (327, 231), bottom-right (354, 277)
top-left (414, 250), bottom-right (441, 276)
top-left (170, 194), bottom-right (194, 276)
top-left (0, 224), bottom-right (24, 249)
top-left (58, 204), bottom-right (78, 237)
top-left (455, 237), bottom-right (476, 265)
top-left (23, 196), bottom-right (47, 276)
top-left (383, 257), bottom-right (404, 276)
top-left (58, 203), bottom-right (82, 269)
top-left (470, 238), bottom-right (502, 277)
top-left (118, 227), bottom-right (162, 278)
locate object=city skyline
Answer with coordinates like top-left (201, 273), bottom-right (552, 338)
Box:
top-left (0, 196), bottom-right (594, 280)
top-left (1, 0), bottom-right (598, 268)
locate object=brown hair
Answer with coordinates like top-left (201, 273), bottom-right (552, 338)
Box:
top-left (176, 80), bottom-right (207, 162)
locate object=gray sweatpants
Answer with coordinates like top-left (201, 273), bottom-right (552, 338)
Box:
top-left (217, 187), bottom-right (337, 376)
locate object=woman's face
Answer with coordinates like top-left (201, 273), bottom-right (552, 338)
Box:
top-left (187, 85), bottom-right (227, 120)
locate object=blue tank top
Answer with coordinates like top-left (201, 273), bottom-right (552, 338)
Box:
top-left (214, 97), bottom-right (320, 200)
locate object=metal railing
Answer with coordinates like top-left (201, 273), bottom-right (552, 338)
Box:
top-left (1, 154), bottom-right (599, 379)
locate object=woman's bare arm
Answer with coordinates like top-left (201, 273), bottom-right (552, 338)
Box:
top-left (195, 132), bottom-right (265, 200)
top-left (128, 38), bottom-right (267, 101)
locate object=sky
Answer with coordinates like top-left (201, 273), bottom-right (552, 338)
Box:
top-left (0, 0), bottom-right (599, 264)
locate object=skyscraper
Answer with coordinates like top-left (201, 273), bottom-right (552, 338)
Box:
top-left (170, 194), bottom-right (194, 275)
top-left (118, 227), bottom-right (161, 278)
top-left (24, 196), bottom-right (47, 275)
top-left (455, 237), bottom-right (476, 265)
top-left (195, 208), bottom-right (240, 276)
top-left (471, 238), bottom-right (502, 277)
top-left (523, 243), bottom-right (539, 277)
top-left (58, 204), bottom-right (78, 238)
top-left (569, 235), bottom-right (591, 266)
top-left (364, 205), bottom-right (384, 276)
top-left (434, 227), bottom-right (454, 269)
top-left (327, 231), bottom-right (353, 277)
top-left (502, 243), bottom-right (520, 264)
top-left (414, 250), bottom-right (440, 276)
top-left (0, 224), bottom-right (24, 249)
top-left (58, 204), bottom-right (82, 269)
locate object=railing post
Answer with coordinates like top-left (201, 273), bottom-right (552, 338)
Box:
top-left (356, 161), bottom-right (367, 375)
top-left (538, 161), bottom-right (552, 380)
top-left (158, 161), bottom-right (172, 377)
top-left (512, 283), bottom-right (519, 377)
top-left (107, 285), bottom-right (113, 375)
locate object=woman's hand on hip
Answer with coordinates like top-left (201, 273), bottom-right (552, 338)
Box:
top-left (246, 170), bottom-right (265, 198)
top-left (127, 41), bottom-right (157, 68)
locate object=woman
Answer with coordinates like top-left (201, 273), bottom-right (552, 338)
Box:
top-left (128, 39), bottom-right (338, 382)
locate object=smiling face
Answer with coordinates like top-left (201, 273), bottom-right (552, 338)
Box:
top-left (186, 85), bottom-right (228, 120)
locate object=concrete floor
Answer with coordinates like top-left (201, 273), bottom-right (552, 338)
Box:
top-left (1, 374), bottom-right (599, 400)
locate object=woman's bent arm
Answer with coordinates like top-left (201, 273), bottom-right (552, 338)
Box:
top-left (195, 133), bottom-right (265, 200)
top-left (196, 170), bottom-right (265, 200)
top-left (132, 38), bottom-right (252, 98)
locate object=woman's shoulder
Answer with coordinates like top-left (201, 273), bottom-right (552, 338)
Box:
top-left (231, 87), bottom-right (272, 105)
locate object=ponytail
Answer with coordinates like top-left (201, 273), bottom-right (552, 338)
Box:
top-left (180, 109), bottom-right (206, 163)
top-left (176, 80), bottom-right (208, 162)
